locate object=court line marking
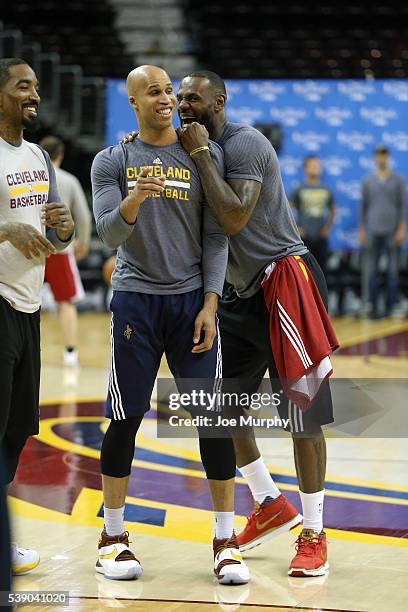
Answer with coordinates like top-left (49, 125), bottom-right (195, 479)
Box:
top-left (69, 595), bottom-right (366, 612)
top-left (337, 319), bottom-right (408, 349)
top-left (37, 416), bottom-right (408, 506)
top-left (38, 405), bottom-right (408, 494)
top-left (9, 490), bottom-right (408, 549)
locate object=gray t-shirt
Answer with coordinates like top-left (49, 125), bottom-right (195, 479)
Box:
top-left (361, 172), bottom-right (406, 237)
top-left (290, 183), bottom-right (334, 239)
top-left (216, 122), bottom-right (306, 298)
top-left (91, 138), bottom-right (227, 296)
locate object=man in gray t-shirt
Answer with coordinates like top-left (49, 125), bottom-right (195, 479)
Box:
top-left (177, 70), bottom-right (334, 578)
top-left (91, 65), bottom-right (249, 585)
top-left (359, 145), bottom-right (406, 318)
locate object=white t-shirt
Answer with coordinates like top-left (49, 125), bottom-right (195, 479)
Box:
top-left (0, 137), bottom-right (70, 313)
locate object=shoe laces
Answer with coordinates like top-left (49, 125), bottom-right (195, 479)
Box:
top-left (246, 496), bottom-right (273, 524)
top-left (214, 533), bottom-right (238, 555)
top-left (101, 530), bottom-right (132, 546)
top-left (294, 532), bottom-right (320, 557)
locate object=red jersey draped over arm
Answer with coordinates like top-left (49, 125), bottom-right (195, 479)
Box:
top-left (261, 255), bottom-right (339, 411)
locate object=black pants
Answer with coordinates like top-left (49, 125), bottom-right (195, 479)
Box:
top-left (303, 237), bottom-right (328, 278)
top-left (0, 451), bottom-right (11, 608)
top-left (0, 297), bottom-right (41, 483)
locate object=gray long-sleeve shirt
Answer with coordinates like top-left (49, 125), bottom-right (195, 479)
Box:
top-left (361, 172), bottom-right (406, 237)
top-left (91, 138), bottom-right (227, 296)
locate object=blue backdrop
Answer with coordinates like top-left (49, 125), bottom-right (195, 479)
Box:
top-left (106, 79), bottom-right (408, 250)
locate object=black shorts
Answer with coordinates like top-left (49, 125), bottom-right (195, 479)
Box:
top-left (0, 296), bottom-right (41, 442)
top-left (219, 252), bottom-right (334, 434)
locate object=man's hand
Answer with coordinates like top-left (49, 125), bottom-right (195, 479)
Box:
top-left (320, 225), bottom-right (330, 238)
top-left (42, 202), bottom-right (74, 241)
top-left (132, 166), bottom-right (166, 204)
top-left (177, 123), bottom-right (209, 155)
top-left (121, 130), bottom-right (138, 144)
top-left (0, 222), bottom-right (56, 259)
top-left (358, 226), bottom-right (367, 246)
top-left (395, 225), bottom-right (406, 246)
top-left (73, 240), bottom-right (89, 261)
top-left (192, 293), bottom-right (218, 353)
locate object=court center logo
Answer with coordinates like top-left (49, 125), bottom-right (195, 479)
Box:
top-left (314, 107), bottom-right (352, 127)
top-left (360, 107), bottom-right (397, 127)
top-left (269, 107), bottom-right (307, 126)
top-left (337, 131), bottom-right (374, 151)
top-left (292, 131), bottom-right (330, 151)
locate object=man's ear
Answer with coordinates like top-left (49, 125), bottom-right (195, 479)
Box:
top-left (214, 94), bottom-right (226, 112)
top-left (129, 95), bottom-right (138, 111)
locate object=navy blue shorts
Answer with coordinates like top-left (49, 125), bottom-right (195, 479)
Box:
top-left (107, 289), bottom-right (221, 420)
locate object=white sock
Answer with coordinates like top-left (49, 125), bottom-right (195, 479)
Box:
top-left (239, 457), bottom-right (281, 503)
top-left (104, 505), bottom-right (125, 536)
top-left (299, 490), bottom-right (324, 533)
top-left (214, 511), bottom-right (234, 539)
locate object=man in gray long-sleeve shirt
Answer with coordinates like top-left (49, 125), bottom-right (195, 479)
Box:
top-left (91, 65), bottom-right (249, 585)
top-left (359, 145), bottom-right (406, 318)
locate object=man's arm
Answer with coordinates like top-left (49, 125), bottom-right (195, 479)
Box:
top-left (70, 176), bottom-right (92, 249)
top-left (91, 149), bottom-right (165, 250)
top-left (321, 192), bottom-right (336, 238)
top-left (359, 179), bottom-right (369, 246)
top-left (192, 204), bottom-right (228, 354)
top-left (395, 176), bottom-right (407, 245)
top-left (42, 152), bottom-right (74, 248)
top-left (178, 123), bottom-right (262, 235)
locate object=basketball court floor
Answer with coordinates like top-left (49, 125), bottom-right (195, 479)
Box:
top-left (8, 312), bottom-right (408, 611)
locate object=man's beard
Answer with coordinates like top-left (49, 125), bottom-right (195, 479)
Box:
top-left (199, 111), bottom-right (216, 136)
top-left (22, 115), bottom-right (41, 132)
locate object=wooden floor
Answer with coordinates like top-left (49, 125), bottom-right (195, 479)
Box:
top-left (8, 312), bottom-right (408, 612)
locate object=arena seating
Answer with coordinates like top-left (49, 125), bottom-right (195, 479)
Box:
top-left (185, 0), bottom-right (408, 78)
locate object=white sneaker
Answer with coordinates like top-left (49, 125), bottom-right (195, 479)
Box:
top-left (213, 534), bottom-right (250, 585)
top-left (63, 349), bottom-right (79, 367)
top-left (96, 530), bottom-right (142, 580)
top-left (11, 543), bottom-right (40, 575)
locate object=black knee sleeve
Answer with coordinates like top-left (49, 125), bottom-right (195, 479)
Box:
top-left (198, 431), bottom-right (236, 480)
top-left (1, 431), bottom-right (30, 483)
top-left (101, 416), bottom-right (143, 478)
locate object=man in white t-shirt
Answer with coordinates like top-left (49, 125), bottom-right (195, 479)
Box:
top-left (0, 58), bottom-right (74, 575)
top-left (40, 135), bottom-right (91, 366)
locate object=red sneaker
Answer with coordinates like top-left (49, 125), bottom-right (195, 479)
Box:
top-left (288, 529), bottom-right (329, 577)
top-left (236, 493), bottom-right (302, 552)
